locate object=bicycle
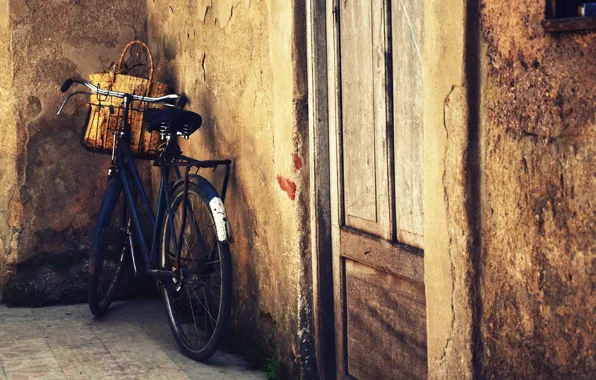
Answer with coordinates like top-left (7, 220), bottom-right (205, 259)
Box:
top-left (57, 77), bottom-right (234, 361)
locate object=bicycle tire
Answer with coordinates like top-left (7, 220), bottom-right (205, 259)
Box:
top-left (160, 181), bottom-right (232, 362)
top-left (88, 177), bottom-right (129, 316)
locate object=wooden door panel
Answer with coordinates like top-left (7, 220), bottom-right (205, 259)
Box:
top-left (340, 0), bottom-right (390, 239)
top-left (329, 0), bottom-right (427, 378)
top-left (345, 260), bottom-right (427, 380)
top-left (392, 0), bottom-right (425, 249)
top-left (340, 0), bottom-right (376, 224)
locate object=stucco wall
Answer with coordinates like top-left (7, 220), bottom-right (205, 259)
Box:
top-left (424, 0), bottom-right (476, 378)
top-left (1, 0), bottom-right (148, 304)
top-left (479, 1), bottom-right (596, 378)
top-left (0, 0), bottom-right (17, 294)
top-left (426, 0), bottom-right (595, 378)
top-left (0, 1), bottom-right (314, 375)
top-left (146, 1), bottom-right (314, 377)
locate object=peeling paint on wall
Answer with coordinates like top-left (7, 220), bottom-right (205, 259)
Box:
top-left (185, 0), bottom-right (244, 28)
top-left (147, 1), bottom-right (313, 377)
top-left (277, 175), bottom-right (297, 200)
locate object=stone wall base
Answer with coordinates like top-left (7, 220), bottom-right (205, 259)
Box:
top-left (2, 251), bottom-right (156, 307)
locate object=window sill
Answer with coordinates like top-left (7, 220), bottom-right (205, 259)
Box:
top-left (542, 17), bottom-right (596, 32)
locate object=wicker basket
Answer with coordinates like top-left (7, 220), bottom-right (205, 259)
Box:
top-left (82, 41), bottom-right (171, 159)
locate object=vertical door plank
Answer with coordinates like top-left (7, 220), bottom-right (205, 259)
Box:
top-left (392, 0), bottom-right (425, 249)
top-left (340, 0), bottom-right (391, 239)
top-left (371, 0), bottom-right (391, 240)
top-left (340, 0), bottom-right (377, 224)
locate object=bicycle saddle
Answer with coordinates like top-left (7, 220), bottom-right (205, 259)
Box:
top-left (144, 108), bottom-right (202, 137)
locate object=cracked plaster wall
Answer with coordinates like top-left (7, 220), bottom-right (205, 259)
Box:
top-left (0, 0), bottom-right (17, 288)
top-left (424, 0), bottom-right (475, 378)
top-left (0, 1), bottom-right (314, 375)
top-left (426, 0), bottom-right (595, 378)
top-left (146, 1), bottom-right (314, 378)
top-left (479, 0), bottom-right (595, 377)
top-left (0, 0), bottom-right (148, 303)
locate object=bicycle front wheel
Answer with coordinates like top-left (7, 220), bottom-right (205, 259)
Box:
top-left (88, 177), bottom-right (130, 316)
top-left (160, 181), bottom-right (232, 362)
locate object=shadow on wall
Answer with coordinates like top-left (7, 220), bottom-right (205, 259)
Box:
top-left (144, 3), bottom-right (306, 376)
top-left (1, 0), bottom-right (154, 306)
top-left (149, 37), bottom-right (278, 372)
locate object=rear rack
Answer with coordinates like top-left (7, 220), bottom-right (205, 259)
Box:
top-left (159, 155), bottom-right (232, 202)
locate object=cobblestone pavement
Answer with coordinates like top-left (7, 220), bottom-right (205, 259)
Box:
top-left (0, 299), bottom-right (265, 380)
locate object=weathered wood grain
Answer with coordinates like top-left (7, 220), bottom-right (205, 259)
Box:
top-left (341, 227), bottom-right (424, 285)
top-left (345, 260), bottom-right (427, 380)
top-left (340, 0), bottom-right (391, 239)
top-left (392, 0), bottom-right (425, 249)
top-left (329, 1), bottom-right (428, 378)
top-left (340, 0), bottom-right (377, 224)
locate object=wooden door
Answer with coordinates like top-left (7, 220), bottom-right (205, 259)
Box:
top-left (331, 0), bottom-right (426, 378)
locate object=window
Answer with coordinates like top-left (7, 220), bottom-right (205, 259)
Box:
top-left (542, 0), bottom-right (596, 32)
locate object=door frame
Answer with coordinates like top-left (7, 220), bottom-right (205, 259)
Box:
top-left (306, 0), bottom-right (336, 378)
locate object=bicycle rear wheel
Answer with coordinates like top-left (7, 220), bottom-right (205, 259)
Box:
top-left (88, 177), bottom-right (130, 316)
top-left (160, 181), bottom-right (232, 362)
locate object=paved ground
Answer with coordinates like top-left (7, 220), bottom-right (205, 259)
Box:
top-left (0, 299), bottom-right (265, 380)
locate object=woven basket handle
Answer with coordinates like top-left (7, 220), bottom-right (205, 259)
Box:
top-left (116, 40), bottom-right (154, 83)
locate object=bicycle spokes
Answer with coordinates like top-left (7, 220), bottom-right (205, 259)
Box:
top-left (162, 183), bottom-right (230, 359)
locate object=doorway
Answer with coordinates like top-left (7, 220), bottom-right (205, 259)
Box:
top-left (308, 0), bottom-right (427, 378)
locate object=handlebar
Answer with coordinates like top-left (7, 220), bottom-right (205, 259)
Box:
top-left (57, 77), bottom-right (185, 115)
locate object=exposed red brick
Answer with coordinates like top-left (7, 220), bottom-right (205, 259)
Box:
top-left (276, 175), bottom-right (296, 200)
top-left (293, 154), bottom-right (303, 171)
